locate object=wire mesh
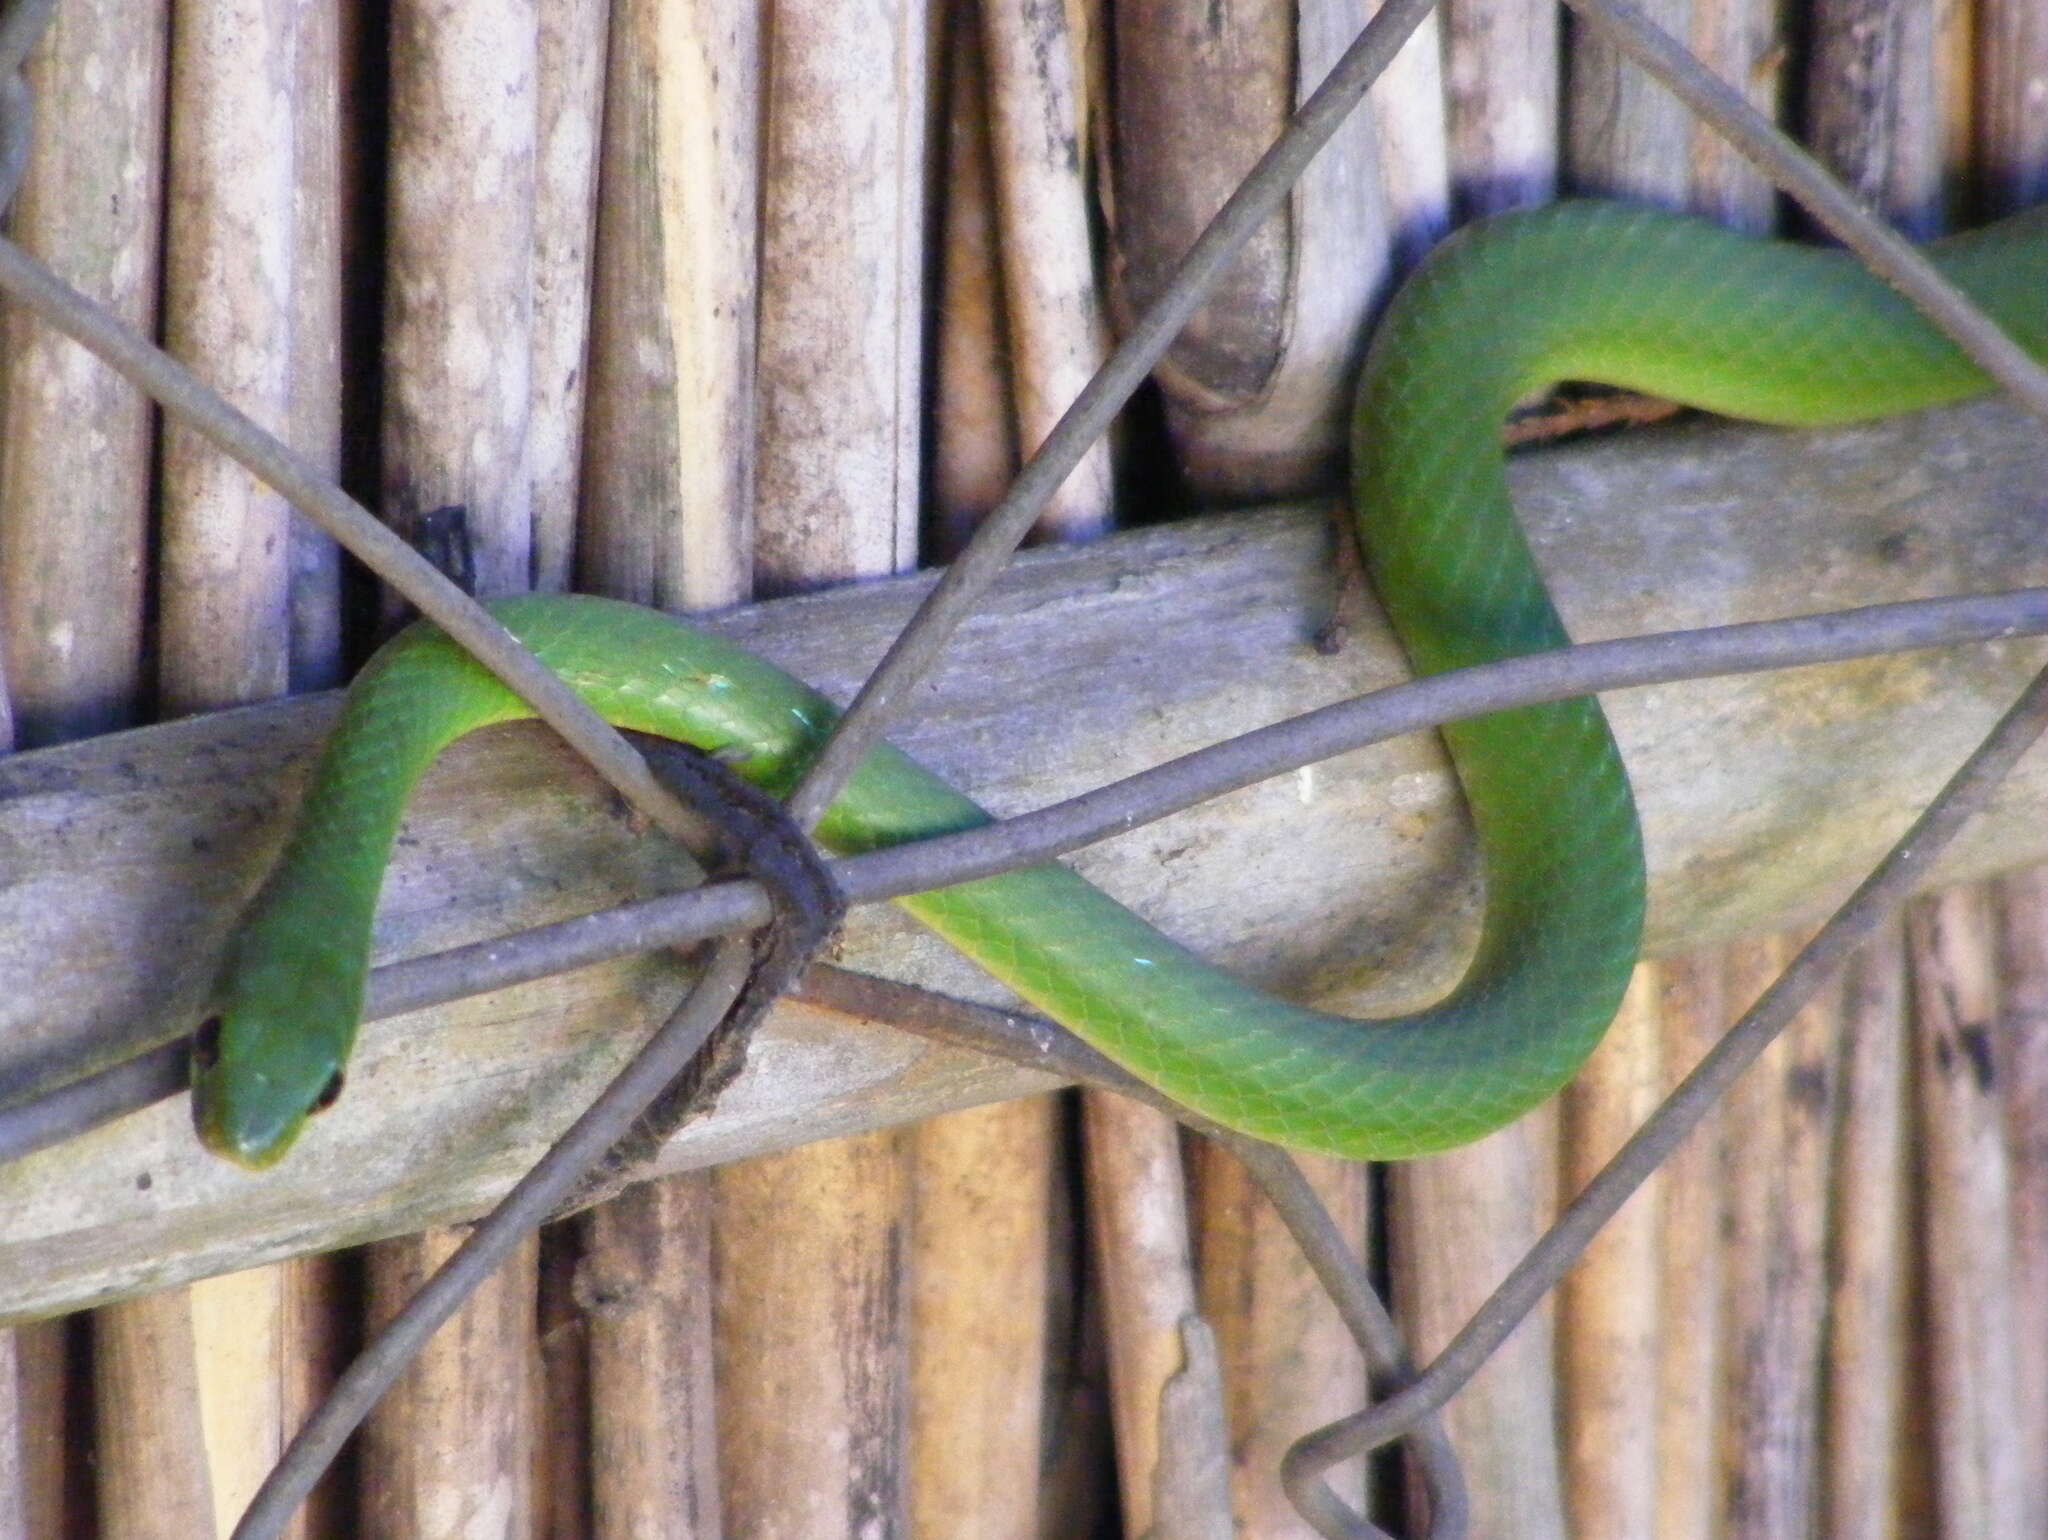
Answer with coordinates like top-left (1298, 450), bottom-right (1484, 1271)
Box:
top-left (0, 0), bottom-right (2045, 1535)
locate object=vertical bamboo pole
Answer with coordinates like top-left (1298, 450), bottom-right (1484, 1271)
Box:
top-left (1367, 0), bottom-right (1451, 259)
top-left (1979, 20), bottom-right (2048, 1531)
top-left (376, 0), bottom-right (538, 601)
top-left (1654, 957), bottom-right (1725, 1540)
top-left (1557, 969), bottom-right (1664, 1540)
top-left (1443, 0), bottom-right (1559, 215)
top-left (929, 3), bottom-right (1018, 555)
top-left (1823, 927), bottom-right (1912, 1540)
top-left (1907, 889), bottom-right (2026, 1540)
top-left (1389, 10), bottom-right (1562, 1531)
top-left (0, 0), bottom-right (167, 1533)
top-left (1798, 14), bottom-right (1944, 1538)
top-left (529, 0), bottom-right (609, 594)
top-left (0, 1323), bottom-right (71, 1539)
top-left (0, 0), bottom-right (166, 747)
top-left (580, 1181), bottom-right (721, 1538)
top-left (1193, 1141), bottom-right (1367, 1538)
top-left (1566, 0), bottom-right (1693, 201)
top-left (1717, 936), bottom-right (1840, 1540)
top-left (366, 4), bottom-right (543, 1534)
top-left (364, 1232), bottom-right (542, 1539)
top-left (1976, 0), bottom-right (2048, 211)
top-left (978, 0), bottom-right (1111, 539)
top-left (1551, 18), bottom-right (1695, 1526)
top-left (1996, 868), bottom-right (2048, 1540)
top-left (908, 22), bottom-right (1059, 1538)
top-left (1389, 1108), bottom-right (1566, 1540)
top-left (580, 0), bottom-right (759, 610)
top-left (908, 1100), bottom-right (1055, 1540)
top-left (713, 0), bottom-right (930, 1532)
top-left (573, 1), bottom-right (757, 1532)
top-left (113, 2), bottom-right (321, 1528)
top-left (1687, 0), bottom-right (1780, 230)
top-left (1084, 1095), bottom-right (1231, 1540)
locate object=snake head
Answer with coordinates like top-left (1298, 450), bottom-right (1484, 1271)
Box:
top-left (189, 926), bottom-right (361, 1170)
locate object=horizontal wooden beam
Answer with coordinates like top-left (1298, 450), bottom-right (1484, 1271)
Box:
top-left (5, 397), bottom-right (2048, 1319)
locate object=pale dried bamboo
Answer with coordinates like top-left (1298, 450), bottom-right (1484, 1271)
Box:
top-left (0, 1321), bottom-right (68, 1539)
top-left (909, 21), bottom-right (1056, 1536)
top-left (1193, 1142), bottom-right (1367, 1539)
top-left (1567, 0), bottom-right (1694, 201)
top-left (713, 3), bottom-right (930, 1529)
top-left (1822, 924), bottom-right (1911, 1540)
top-left (579, 0), bottom-right (760, 610)
top-left (1654, 956), bottom-right (1725, 1540)
top-left (529, 0), bottom-right (609, 594)
top-left (0, 0), bottom-right (168, 1530)
top-left (363, 1231), bottom-right (541, 1538)
top-left (366, 4), bottom-right (544, 1531)
top-left (1686, 0), bottom-right (1778, 230)
top-left (1717, 935), bottom-right (1838, 1540)
top-left (0, 0), bottom-right (165, 748)
top-left (908, 1099), bottom-right (1054, 1540)
top-left (1995, 868), bottom-right (2048, 1540)
top-left (979, 0), bottom-right (1112, 538)
top-left (1976, 0), bottom-right (2048, 211)
top-left (931, 4), bottom-right (1018, 555)
top-left (1443, 0), bottom-right (1559, 215)
top-left (1083, 1092), bottom-right (1231, 1540)
top-left (1390, 1110), bottom-right (1566, 1538)
top-left (1558, 966), bottom-right (1664, 1540)
top-left (1908, 889), bottom-right (2027, 1540)
top-left (581, 1180), bottom-right (720, 1538)
top-left (571, 3), bottom-right (747, 1531)
top-left (378, 0), bottom-right (538, 603)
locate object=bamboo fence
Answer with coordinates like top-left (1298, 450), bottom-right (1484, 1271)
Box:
top-left (0, 0), bottom-right (2045, 1536)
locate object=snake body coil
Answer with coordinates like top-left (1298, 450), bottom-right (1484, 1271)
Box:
top-left (193, 201), bottom-right (2048, 1168)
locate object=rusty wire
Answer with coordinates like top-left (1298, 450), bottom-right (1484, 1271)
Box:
top-left (2, 0), bottom-right (2048, 1534)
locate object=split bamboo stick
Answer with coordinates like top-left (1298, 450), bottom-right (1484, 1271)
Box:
top-left (909, 19), bottom-right (1058, 1536)
top-left (1686, 0), bottom-right (1779, 230)
top-left (1716, 935), bottom-right (1839, 1540)
top-left (908, 1100), bottom-right (1055, 1540)
top-left (363, 1232), bottom-right (541, 1538)
top-left (1907, 888), bottom-right (2026, 1540)
top-left (1443, 0), bottom-right (1559, 216)
top-left (1389, 1109), bottom-right (1566, 1540)
top-left (1389, 9), bottom-right (1563, 1530)
top-left (1801, 12), bottom-right (1945, 1536)
top-left (1995, 868), bottom-right (2048, 1540)
top-left (0, 1322), bottom-right (69, 1539)
top-left (978, 0), bottom-right (1112, 538)
top-left (580, 1180), bottom-right (721, 1538)
top-left (0, 0), bottom-right (167, 1532)
top-left (712, 1), bottom-right (931, 1530)
top-left (1083, 1093), bottom-right (1231, 1540)
top-left (572, 2), bottom-right (753, 1533)
top-left (1558, 967), bottom-right (1664, 1540)
top-left (579, 0), bottom-right (759, 609)
top-left (1192, 1142), bottom-right (1367, 1538)
top-left (1822, 925), bottom-right (1912, 1540)
top-left (365, 3), bottom-right (544, 1533)
top-left (529, 0), bottom-right (609, 594)
top-left (1654, 956), bottom-right (1725, 1540)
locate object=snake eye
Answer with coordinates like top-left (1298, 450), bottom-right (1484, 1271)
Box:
top-left (192, 1016), bottom-right (223, 1073)
top-left (311, 1068), bottom-right (346, 1115)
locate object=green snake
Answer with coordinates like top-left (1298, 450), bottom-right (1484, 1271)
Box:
top-left (192, 200), bottom-right (2048, 1168)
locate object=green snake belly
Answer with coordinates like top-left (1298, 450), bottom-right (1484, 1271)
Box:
top-left (191, 200), bottom-right (2048, 1167)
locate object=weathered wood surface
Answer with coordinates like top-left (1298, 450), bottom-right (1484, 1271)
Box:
top-left (4, 399), bottom-right (2048, 1318)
